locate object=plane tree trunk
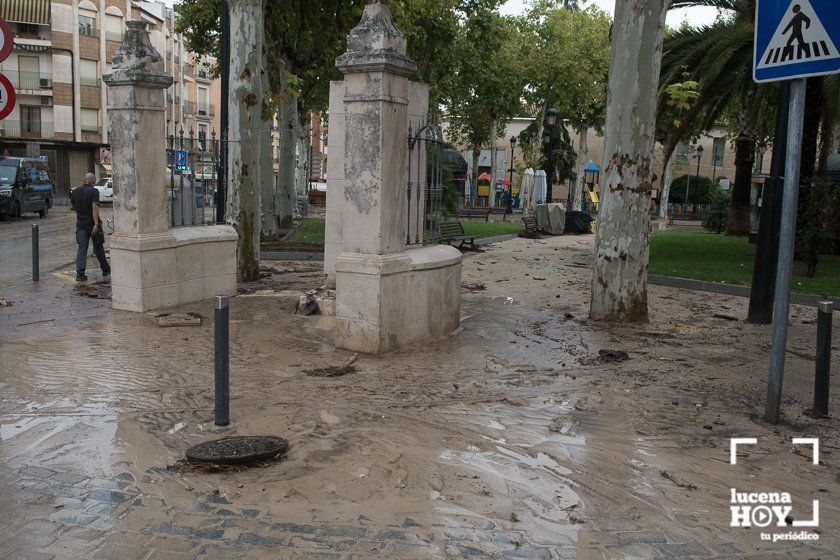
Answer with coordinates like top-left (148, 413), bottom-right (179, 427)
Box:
top-left (590, 0), bottom-right (668, 322)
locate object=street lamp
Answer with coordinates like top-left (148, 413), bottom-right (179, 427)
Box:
top-left (507, 135), bottom-right (517, 216)
top-left (755, 140), bottom-right (768, 173)
top-left (695, 144), bottom-right (704, 178)
top-left (543, 107), bottom-right (557, 202)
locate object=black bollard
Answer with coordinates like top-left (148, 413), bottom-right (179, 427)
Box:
top-left (214, 295), bottom-right (230, 426)
top-left (813, 301), bottom-right (833, 415)
top-left (31, 224), bottom-right (39, 282)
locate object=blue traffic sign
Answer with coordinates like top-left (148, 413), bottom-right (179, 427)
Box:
top-left (175, 149), bottom-right (189, 171)
top-left (754, 0), bottom-right (840, 83)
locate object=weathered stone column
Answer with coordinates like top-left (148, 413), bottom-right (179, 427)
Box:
top-left (105, 21), bottom-right (238, 312)
top-left (332, 2), bottom-right (462, 354)
top-left (104, 20), bottom-right (172, 237)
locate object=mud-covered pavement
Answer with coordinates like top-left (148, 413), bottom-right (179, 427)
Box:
top-left (0, 227), bottom-right (838, 559)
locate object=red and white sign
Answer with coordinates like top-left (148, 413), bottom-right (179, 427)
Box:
top-left (0, 18), bottom-right (13, 63)
top-left (0, 73), bottom-right (16, 120)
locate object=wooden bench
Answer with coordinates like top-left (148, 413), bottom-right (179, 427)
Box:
top-left (457, 208), bottom-right (490, 222)
top-left (522, 215), bottom-right (541, 237)
top-left (439, 221), bottom-right (477, 250)
top-left (667, 212), bottom-right (703, 224)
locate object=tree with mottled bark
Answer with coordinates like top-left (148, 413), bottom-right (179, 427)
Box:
top-left (227, 0), bottom-right (265, 281)
top-left (590, 0), bottom-right (669, 322)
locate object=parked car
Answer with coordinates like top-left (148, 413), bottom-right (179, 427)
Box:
top-left (0, 157), bottom-right (54, 219)
top-left (95, 177), bottom-right (114, 204)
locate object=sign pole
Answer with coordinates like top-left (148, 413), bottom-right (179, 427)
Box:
top-left (764, 78), bottom-right (806, 424)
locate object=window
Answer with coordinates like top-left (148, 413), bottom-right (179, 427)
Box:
top-left (21, 106), bottom-right (42, 136)
top-left (18, 23), bottom-right (40, 36)
top-left (712, 137), bottom-right (726, 168)
top-left (198, 124), bottom-right (208, 149)
top-left (104, 14), bottom-right (123, 42)
top-left (197, 87), bottom-right (208, 115)
top-left (80, 60), bottom-right (99, 87)
top-left (676, 141), bottom-right (689, 164)
top-left (78, 13), bottom-right (96, 37)
top-left (17, 56), bottom-right (40, 89)
top-left (81, 109), bottom-right (99, 134)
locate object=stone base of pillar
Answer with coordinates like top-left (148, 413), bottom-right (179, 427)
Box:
top-left (334, 245), bottom-right (462, 354)
top-left (110, 225), bottom-right (238, 312)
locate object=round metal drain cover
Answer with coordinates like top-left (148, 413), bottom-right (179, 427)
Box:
top-left (186, 436), bottom-right (289, 465)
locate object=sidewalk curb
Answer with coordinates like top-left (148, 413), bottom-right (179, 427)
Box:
top-left (648, 274), bottom-right (838, 311)
top-left (260, 234), bottom-right (520, 261)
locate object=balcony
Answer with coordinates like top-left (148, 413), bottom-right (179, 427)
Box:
top-left (5, 71), bottom-right (52, 90)
top-left (0, 121), bottom-right (55, 139)
top-left (197, 68), bottom-right (210, 81)
top-left (198, 103), bottom-right (216, 118)
top-left (105, 30), bottom-right (123, 42)
top-left (80, 76), bottom-right (100, 87)
top-left (183, 100), bottom-right (196, 116)
top-left (81, 125), bottom-right (101, 135)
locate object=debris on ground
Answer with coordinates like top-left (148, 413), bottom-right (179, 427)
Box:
top-left (73, 282), bottom-right (112, 299)
top-left (157, 312), bottom-right (203, 327)
top-left (0, 298), bottom-right (12, 306)
top-left (461, 281), bottom-right (487, 292)
top-left (295, 287), bottom-right (336, 316)
top-left (713, 313), bottom-right (739, 321)
top-left (598, 349), bottom-right (630, 363)
top-left (660, 470), bottom-right (697, 490)
top-left (305, 353), bottom-right (358, 377)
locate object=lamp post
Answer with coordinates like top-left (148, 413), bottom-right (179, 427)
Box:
top-left (695, 144), bottom-right (704, 178)
top-left (507, 135), bottom-right (517, 216)
top-left (712, 143), bottom-right (719, 183)
top-left (755, 140), bottom-right (768, 173)
top-left (544, 107), bottom-right (557, 203)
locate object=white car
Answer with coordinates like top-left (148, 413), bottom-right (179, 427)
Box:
top-left (95, 178), bottom-right (114, 204)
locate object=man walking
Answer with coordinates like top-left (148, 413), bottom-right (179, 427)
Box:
top-left (70, 173), bottom-right (110, 282)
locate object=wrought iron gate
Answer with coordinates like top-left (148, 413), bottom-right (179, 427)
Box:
top-left (406, 117), bottom-right (444, 245)
top-left (166, 128), bottom-right (225, 227)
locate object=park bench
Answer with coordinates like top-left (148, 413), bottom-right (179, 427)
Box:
top-left (667, 211), bottom-right (704, 224)
top-left (439, 221), bottom-right (477, 250)
top-left (522, 215), bottom-right (541, 237)
top-left (457, 208), bottom-right (490, 222)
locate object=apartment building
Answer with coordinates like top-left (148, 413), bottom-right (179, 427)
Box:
top-left (0, 0), bottom-right (221, 203)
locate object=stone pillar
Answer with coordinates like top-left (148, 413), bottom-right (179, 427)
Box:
top-left (331, 2), bottom-right (462, 354)
top-left (105, 21), bottom-right (238, 312)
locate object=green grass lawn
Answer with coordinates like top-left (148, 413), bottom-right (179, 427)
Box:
top-left (286, 218), bottom-right (523, 245)
top-left (649, 231), bottom-right (840, 297)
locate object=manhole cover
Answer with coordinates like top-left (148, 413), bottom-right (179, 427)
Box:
top-left (186, 436), bottom-right (289, 465)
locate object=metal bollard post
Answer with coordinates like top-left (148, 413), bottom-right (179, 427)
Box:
top-left (31, 224), bottom-right (39, 282)
top-left (214, 295), bottom-right (230, 426)
top-left (814, 301), bottom-right (833, 415)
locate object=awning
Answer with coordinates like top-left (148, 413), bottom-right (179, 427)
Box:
top-left (1, 0), bottom-right (51, 26)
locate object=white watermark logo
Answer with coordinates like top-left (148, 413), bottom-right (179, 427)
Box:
top-left (729, 438), bottom-right (820, 542)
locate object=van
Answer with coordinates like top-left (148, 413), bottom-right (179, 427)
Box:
top-left (0, 157), bottom-right (55, 219)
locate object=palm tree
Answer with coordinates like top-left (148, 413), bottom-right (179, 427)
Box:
top-left (659, 0), bottom-right (768, 235)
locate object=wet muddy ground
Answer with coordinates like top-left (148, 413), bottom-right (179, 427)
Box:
top-left (0, 220), bottom-right (838, 559)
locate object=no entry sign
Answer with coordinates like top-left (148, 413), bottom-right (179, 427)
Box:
top-left (0, 17), bottom-right (12, 63)
top-left (0, 73), bottom-right (16, 120)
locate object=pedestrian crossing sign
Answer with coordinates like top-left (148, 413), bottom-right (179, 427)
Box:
top-left (754, 0), bottom-right (840, 82)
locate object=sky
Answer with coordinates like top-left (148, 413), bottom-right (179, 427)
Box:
top-left (501, 0), bottom-right (722, 28)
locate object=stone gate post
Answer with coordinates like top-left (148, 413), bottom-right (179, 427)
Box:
top-left (331, 2), bottom-right (462, 354)
top-left (104, 21), bottom-right (237, 312)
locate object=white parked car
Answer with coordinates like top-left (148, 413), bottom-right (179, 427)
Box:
top-left (95, 177), bottom-right (114, 204)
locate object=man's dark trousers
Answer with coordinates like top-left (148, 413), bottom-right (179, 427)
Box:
top-left (76, 227), bottom-right (110, 276)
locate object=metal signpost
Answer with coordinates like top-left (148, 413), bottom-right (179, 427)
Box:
top-left (753, 0), bottom-right (840, 423)
top-left (175, 149), bottom-right (189, 171)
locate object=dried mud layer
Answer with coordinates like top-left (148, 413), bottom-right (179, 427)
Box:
top-left (0, 233), bottom-right (838, 560)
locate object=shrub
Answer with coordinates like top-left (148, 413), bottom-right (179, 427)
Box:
top-left (702, 184), bottom-right (731, 234)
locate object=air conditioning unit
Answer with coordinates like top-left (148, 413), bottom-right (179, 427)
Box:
top-left (39, 78), bottom-right (52, 88)
top-left (40, 96), bottom-right (53, 106)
